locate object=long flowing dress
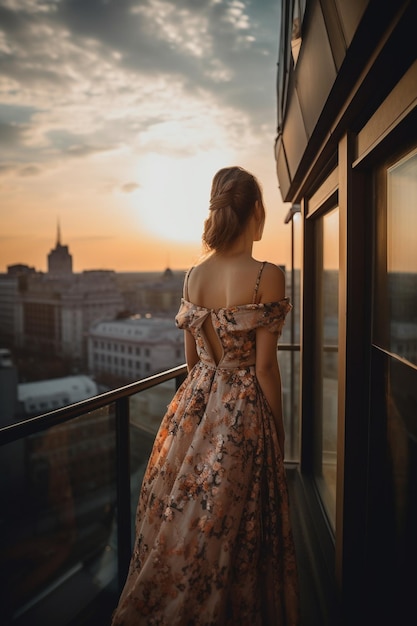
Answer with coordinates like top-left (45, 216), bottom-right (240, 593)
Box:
top-left (111, 268), bottom-right (299, 626)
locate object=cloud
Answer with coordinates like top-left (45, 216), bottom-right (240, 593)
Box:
top-left (0, 121), bottom-right (28, 146)
top-left (121, 182), bottom-right (140, 193)
top-left (0, 103), bottom-right (38, 124)
top-left (0, 0), bottom-right (280, 179)
top-left (19, 164), bottom-right (42, 176)
top-left (0, 163), bottom-right (17, 176)
top-left (33, 1), bottom-right (276, 117)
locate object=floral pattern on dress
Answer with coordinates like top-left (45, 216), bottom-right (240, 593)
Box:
top-left (111, 298), bottom-right (299, 626)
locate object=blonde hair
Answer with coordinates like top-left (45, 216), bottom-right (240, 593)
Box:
top-left (202, 166), bottom-right (265, 252)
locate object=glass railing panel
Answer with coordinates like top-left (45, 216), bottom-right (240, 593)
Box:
top-left (0, 405), bottom-right (118, 625)
top-left (279, 347), bottom-right (300, 462)
top-left (0, 361), bottom-right (299, 624)
top-left (128, 379), bottom-right (177, 546)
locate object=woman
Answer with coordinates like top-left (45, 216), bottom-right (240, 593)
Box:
top-left (111, 166), bottom-right (299, 625)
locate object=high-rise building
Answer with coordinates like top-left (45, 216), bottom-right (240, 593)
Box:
top-left (16, 270), bottom-right (125, 362)
top-left (0, 228), bottom-right (125, 365)
top-left (47, 222), bottom-right (73, 277)
top-left (0, 265), bottom-right (37, 346)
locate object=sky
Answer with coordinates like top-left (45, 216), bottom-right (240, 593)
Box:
top-left (0, 0), bottom-right (292, 273)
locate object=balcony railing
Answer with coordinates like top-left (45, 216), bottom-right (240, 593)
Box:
top-left (0, 345), bottom-right (299, 626)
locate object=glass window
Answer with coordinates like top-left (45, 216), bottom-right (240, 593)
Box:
top-left (314, 208), bottom-right (339, 530)
top-left (370, 145), bottom-right (417, 617)
top-left (291, 0), bottom-right (307, 64)
top-left (283, 208), bottom-right (302, 462)
top-left (385, 148), bottom-right (417, 365)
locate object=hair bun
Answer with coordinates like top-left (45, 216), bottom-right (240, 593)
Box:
top-left (209, 190), bottom-right (235, 212)
top-left (202, 166), bottom-right (264, 253)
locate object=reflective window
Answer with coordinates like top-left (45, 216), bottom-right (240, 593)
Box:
top-left (0, 407), bottom-right (117, 622)
top-left (291, 0), bottom-right (307, 64)
top-left (314, 208), bottom-right (339, 530)
top-left (282, 211), bottom-right (302, 462)
top-left (386, 149), bottom-right (417, 365)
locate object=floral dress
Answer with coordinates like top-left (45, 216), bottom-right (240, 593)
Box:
top-left (111, 268), bottom-right (299, 626)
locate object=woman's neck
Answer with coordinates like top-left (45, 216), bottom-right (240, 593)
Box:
top-left (215, 232), bottom-right (254, 258)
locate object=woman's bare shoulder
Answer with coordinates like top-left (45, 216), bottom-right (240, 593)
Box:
top-left (186, 257), bottom-right (211, 283)
top-left (184, 257), bottom-right (216, 299)
top-left (259, 261), bottom-right (286, 302)
top-left (263, 261), bottom-right (285, 278)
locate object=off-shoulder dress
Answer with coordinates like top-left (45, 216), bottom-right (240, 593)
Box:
top-left (111, 263), bottom-right (299, 625)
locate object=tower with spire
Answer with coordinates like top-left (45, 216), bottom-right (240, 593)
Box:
top-left (47, 220), bottom-right (73, 276)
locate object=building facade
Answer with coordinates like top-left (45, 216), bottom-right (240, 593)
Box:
top-left (0, 225), bottom-right (187, 376)
top-left (115, 268), bottom-right (184, 317)
top-left (276, 1), bottom-right (417, 624)
top-left (0, 265), bottom-right (37, 346)
top-left (88, 316), bottom-right (184, 383)
top-left (16, 271), bottom-right (125, 362)
top-left (0, 233), bottom-right (126, 366)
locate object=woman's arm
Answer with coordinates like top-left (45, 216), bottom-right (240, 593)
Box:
top-left (255, 328), bottom-right (285, 458)
top-left (182, 268), bottom-right (199, 372)
top-left (255, 262), bottom-right (286, 458)
top-left (184, 330), bottom-right (199, 372)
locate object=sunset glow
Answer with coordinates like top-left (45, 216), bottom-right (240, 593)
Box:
top-left (0, 0), bottom-right (291, 273)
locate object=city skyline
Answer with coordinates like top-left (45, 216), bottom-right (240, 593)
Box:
top-left (0, 0), bottom-right (292, 273)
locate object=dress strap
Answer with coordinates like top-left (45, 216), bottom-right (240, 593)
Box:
top-left (184, 266), bottom-right (194, 300)
top-left (252, 261), bottom-right (266, 304)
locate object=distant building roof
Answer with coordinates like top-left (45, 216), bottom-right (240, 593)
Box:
top-left (162, 267), bottom-right (174, 279)
top-left (18, 375), bottom-right (98, 414)
top-left (90, 316), bottom-right (181, 343)
top-left (7, 264), bottom-right (37, 276)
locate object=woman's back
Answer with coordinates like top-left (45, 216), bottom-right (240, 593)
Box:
top-left (186, 255), bottom-right (285, 366)
top-left (186, 254), bottom-right (284, 310)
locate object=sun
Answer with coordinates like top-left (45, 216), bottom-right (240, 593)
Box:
top-left (131, 150), bottom-right (234, 243)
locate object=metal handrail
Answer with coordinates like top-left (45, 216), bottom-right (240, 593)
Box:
top-left (0, 364), bottom-right (188, 446)
top-left (0, 346), bottom-right (303, 601)
top-left (0, 363), bottom-right (188, 596)
top-left (0, 347), bottom-right (304, 446)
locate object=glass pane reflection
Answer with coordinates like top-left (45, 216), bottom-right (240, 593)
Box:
top-left (314, 208), bottom-right (339, 531)
top-left (279, 349), bottom-right (300, 462)
top-left (129, 380), bottom-right (177, 545)
top-left (0, 407), bottom-right (117, 624)
top-left (387, 149), bottom-right (417, 365)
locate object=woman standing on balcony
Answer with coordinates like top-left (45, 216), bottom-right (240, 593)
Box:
top-left (111, 166), bottom-right (299, 625)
